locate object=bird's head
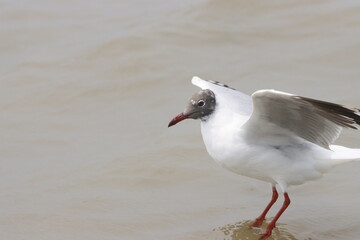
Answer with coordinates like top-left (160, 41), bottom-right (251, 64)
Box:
top-left (168, 89), bottom-right (216, 127)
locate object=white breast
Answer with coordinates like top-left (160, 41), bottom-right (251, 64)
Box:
top-left (200, 107), bottom-right (249, 165)
top-left (200, 107), bottom-right (333, 186)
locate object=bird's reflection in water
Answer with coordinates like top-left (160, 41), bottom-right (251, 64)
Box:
top-left (215, 220), bottom-right (299, 240)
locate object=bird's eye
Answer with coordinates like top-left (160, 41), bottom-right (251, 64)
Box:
top-left (198, 100), bottom-right (205, 107)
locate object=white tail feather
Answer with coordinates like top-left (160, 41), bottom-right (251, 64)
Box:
top-left (329, 145), bottom-right (360, 165)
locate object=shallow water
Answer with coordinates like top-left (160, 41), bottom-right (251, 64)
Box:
top-left (1, 1), bottom-right (360, 240)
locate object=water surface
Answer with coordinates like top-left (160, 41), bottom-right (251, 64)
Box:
top-left (1, 1), bottom-right (360, 240)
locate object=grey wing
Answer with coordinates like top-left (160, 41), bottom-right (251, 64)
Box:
top-left (243, 90), bottom-right (360, 149)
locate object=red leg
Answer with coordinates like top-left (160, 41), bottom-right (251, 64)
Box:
top-left (250, 186), bottom-right (278, 227)
top-left (259, 192), bottom-right (291, 240)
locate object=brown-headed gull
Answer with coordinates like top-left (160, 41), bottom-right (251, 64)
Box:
top-left (168, 76), bottom-right (360, 240)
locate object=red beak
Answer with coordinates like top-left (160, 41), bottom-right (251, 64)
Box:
top-left (168, 113), bottom-right (191, 127)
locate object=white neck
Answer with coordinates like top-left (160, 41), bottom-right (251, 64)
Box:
top-left (200, 107), bottom-right (250, 163)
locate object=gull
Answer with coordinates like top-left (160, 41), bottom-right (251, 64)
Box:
top-left (168, 76), bottom-right (360, 240)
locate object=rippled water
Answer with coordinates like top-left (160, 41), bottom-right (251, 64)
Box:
top-left (1, 1), bottom-right (360, 240)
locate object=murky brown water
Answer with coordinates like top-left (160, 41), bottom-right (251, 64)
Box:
top-left (1, 1), bottom-right (360, 239)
